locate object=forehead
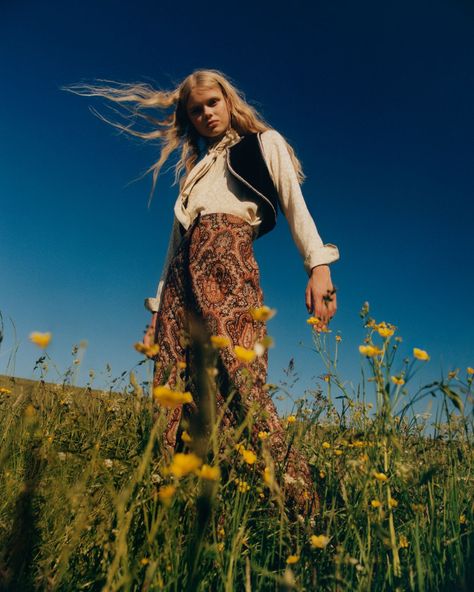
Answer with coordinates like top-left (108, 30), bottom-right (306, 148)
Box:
top-left (187, 85), bottom-right (223, 107)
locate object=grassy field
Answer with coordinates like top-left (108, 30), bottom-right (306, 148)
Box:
top-left (0, 304), bottom-right (473, 591)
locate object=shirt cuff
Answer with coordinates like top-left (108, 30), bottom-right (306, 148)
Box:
top-left (304, 243), bottom-right (340, 275)
top-left (144, 297), bottom-right (159, 313)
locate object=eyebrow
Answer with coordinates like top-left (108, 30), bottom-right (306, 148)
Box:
top-left (188, 95), bottom-right (220, 109)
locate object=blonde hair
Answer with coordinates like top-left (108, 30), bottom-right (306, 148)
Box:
top-left (62, 68), bottom-right (305, 205)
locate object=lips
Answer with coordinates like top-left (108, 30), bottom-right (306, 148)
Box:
top-left (207, 120), bottom-right (219, 127)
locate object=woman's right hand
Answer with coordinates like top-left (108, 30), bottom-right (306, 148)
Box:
top-left (144, 312), bottom-right (158, 347)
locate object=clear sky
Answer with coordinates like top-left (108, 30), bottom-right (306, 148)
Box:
top-left (1, 0), bottom-right (473, 415)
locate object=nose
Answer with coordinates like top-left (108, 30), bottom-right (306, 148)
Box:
top-left (203, 105), bottom-right (214, 118)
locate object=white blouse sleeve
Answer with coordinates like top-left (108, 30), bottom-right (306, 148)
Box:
top-left (259, 129), bottom-right (340, 275)
top-left (144, 215), bottom-right (182, 313)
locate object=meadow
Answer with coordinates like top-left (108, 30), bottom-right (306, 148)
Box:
top-left (0, 303), bottom-right (473, 591)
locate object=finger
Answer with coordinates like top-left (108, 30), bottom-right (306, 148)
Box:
top-left (305, 286), bottom-right (313, 314)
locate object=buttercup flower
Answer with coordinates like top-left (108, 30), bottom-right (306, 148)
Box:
top-left (241, 449), bottom-right (257, 465)
top-left (399, 534), bottom-right (409, 548)
top-left (254, 336), bottom-right (274, 357)
top-left (158, 484), bottom-right (176, 506)
top-left (413, 348), bottom-right (430, 361)
top-left (258, 431), bottom-right (270, 440)
top-left (168, 453), bottom-right (202, 478)
top-left (234, 345), bottom-right (256, 363)
top-left (249, 305), bottom-right (277, 321)
top-left (467, 367), bottom-right (474, 375)
top-left (197, 464), bottom-right (221, 481)
top-left (211, 335), bottom-right (231, 348)
top-left (29, 331), bottom-right (52, 349)
top-left (359, 344), bottom-right (383, 357)
top-left (286, 415), bottom-right (297, 424)
top-left (134, 342), bottom-right (160, 357)
top-left (286, 555), bottom-right (299, 564)
top-left (310, 534), bottom-right (330, 549)
top-left (235, 478), bottom-right (250, 493)
top-left (391, 375), bottom-right (405, 385)
top-left (181, 430), bottom-right (192, 443)
top-left (376, 322), bottom-right (395, 338)
top-left (373, 471), bottom-right (388, 482)
top-left (307, 316), bottom-right (321, 325)
top-left (0, 387), bottom-right (12, 395)
top-left (153, 386), bottom-right (193, 408)
top-left (389, 497), bottom-right (398, 508)
top-left (371, 500), bottom-right (382, 508)
top-left (263, 466), bottom-right (273, 486)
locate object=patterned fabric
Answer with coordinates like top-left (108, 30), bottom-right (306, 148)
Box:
top-left (153, 212), bottom-right (318, 516)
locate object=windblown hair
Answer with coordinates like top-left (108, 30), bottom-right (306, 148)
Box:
top-left (62, 69), bottom-right (305, 205)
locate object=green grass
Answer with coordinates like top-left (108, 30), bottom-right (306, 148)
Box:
top-left (0, 304), bottom-right (473, 591)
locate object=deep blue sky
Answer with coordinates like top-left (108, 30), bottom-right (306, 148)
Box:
top-left (1, 0), bottom-right (473, 415)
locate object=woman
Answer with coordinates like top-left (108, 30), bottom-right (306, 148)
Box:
top-left (64, 69), bottom-right (339, 518)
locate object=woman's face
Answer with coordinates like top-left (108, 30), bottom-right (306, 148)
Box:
top-left (186, 85), bottom-right (231, 142)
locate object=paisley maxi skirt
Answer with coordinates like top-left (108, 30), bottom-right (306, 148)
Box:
top-left (153, 212), bottom-right (318, 515)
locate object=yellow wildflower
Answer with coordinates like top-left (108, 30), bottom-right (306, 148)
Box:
top-left (181, 430), bottom-right (192, 443)
top-left (334, 449), bottom-right (343, 456)
top-left (249, 305), bottom-right (277, 321)
top-left (389, 497), bottom-right (398, 508)
top-left (178, 361), bottom-right (187, 369)
top-left (29, 331), bottom-right (52, 349)
top-left (197, 464), bottom-right (221, 481)
top-left (254, 336), bottom-right (274, 356)
top-left (258, 431), bottom-right (270, 440)
top-left (0, 387), bottom-right (12, 394)
top-left (467, 367), bottom-right (474, 375)
top-left (391, 375), bottom-right (405, 385)
top-left (216, 542), bottom-right (224, 552)
top-left (371, 500), bottom-right (382, 508)
top-left (413, 347), bottom-right (430, 361)
top-left (359, 344), bottom-right (383, 357)
top-left (217, 527), bottom-right (225, 538)
top-left (286, 415), bottom-right (297, 424)
top-left (235, 442), bottom-right (245, 454)
top-left (263, 467), bottom-right (273, 486)
top-left (211, 335), bottom-right (231, 348)
top-left (168, 453), bottom-right (202, 478)
top-left (322, 441), bottom-right (331, 449)
top-left (399, 534), bottom-right (409, 549)
top-left (376, 322), bottom-right (395, 338)
top-left (235, 478), bottom-right (250, 493)
top-left (373, 471), bottom-right (388, 482)
top-left (153, 386), bottom-right (193, 408)
top-left (306, 316), bottom-right (321, 325)
top-left (286, 555), bottom-right (299, 564)
top-left (319, 470), bottom-right (326, 479)
top-left (411, 503), bottom-right (424, 512)
top-left (335, 335), bottom-right (342, 342)
top-left (157, 484), bottom-right (176, 506)
top-left (140, 557), bottom-right (150, 566)
top-left (460, 514), bottom-right (467, 525)
top-left (234, 345), bottom-right (256, 363)
top-left (241, 449), bottom-right (257, 465)
top-left (134, 342), bottom-right (160, 357)
top-left (310, 534), bottom-right (330, 549)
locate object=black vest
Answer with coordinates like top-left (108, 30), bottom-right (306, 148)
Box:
top-left (226, 132), bottom-right (283, 238)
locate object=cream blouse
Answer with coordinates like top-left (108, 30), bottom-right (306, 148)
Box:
top-left (145, 128), bottom-right (340, 313)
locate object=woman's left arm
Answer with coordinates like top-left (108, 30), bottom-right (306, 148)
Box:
top-left (259, 130), bottom-right (339, 331)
